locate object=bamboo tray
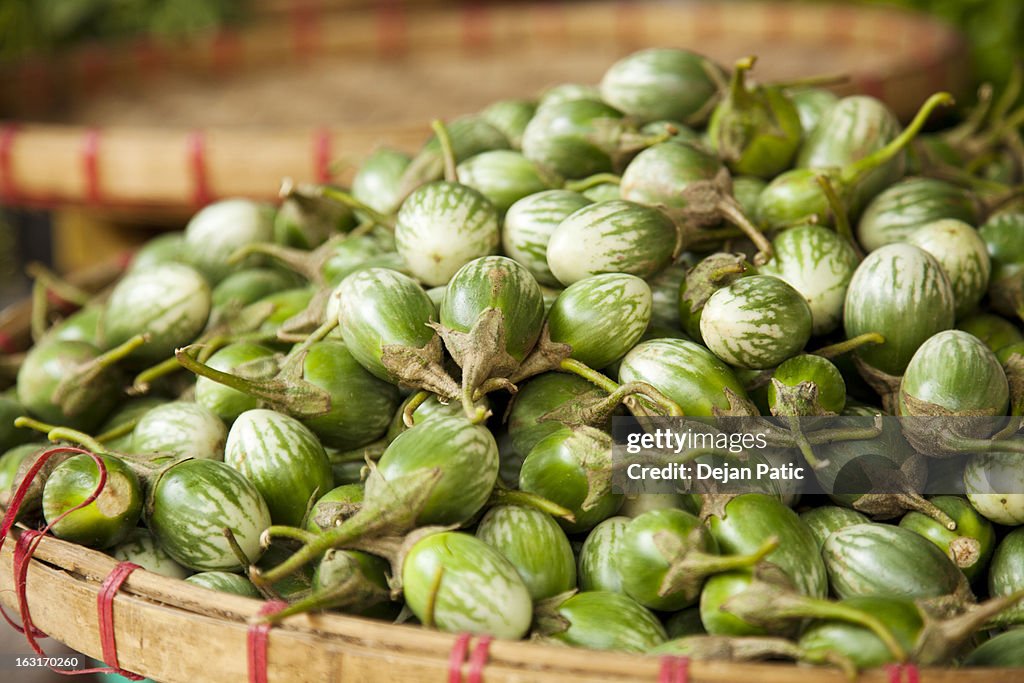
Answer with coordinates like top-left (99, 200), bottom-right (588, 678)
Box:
top-left (0, 0), bottom-right (969, 213)
top-left (0, 528), bottom-right (1015, 683)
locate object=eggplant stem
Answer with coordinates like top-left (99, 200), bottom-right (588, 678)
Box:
top-left (402, 391), bottom-right (431, 428)
top-left (95, 418), bottom-right (140, 445)
top-left (717, 197), bottom-right (773, 266)
top-left (796, 598), bottom-right (907, 662)
top-left (842, 92), bottom-right (954, 185)
top-left (431, 119), bottom-right (459, 184)
top-left (992, 416), bottom-right (1024, 441)
top-left (261, 525), bottom-right (319, 545)
top-left (422, 565), bottom-right (445, 629)
top-left (94, 334), bottom-right (149, 370)
top-left (317, 186), bottom-right (394, 229)
top-left (893, 492), bottom-right (957, 531)
top-left (812, 333), bottom-right (885, 360)
top-left (563, 173), bottom-right (622, 193)
top-left (131, 356), bottom-right (182, 393)
top-left (254, 523), bottom-right (359, 586)
top-left (558, 359), bottom-right (684, 417)
top-left (46, 426), bottom-right (106, 455)
top-left (814, 174), bottom-right (862, 260)
top-left (30, 280), bottom-right (48, 343)
top-left (282, 318), bottom-right (339, 368)
top-left (487, 488), bottom-right (576, 523)
top-left (786, 414), bottom-right (829, 470)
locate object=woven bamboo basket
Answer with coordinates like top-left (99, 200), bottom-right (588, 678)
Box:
top-left (0, 265), bottom-right (1021, 682)
top-left (0, 0), bottom-right (969, 214)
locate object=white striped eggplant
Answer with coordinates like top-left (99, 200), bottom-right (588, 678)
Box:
top-left (185, 571), bottom-right (261, 598)
top-left (964, 452), bottom-right (1024, 525)
top-left (480, 99), bottom-right (536, 149)
top-left (797, 95), bottom-right (904, 202)
top-left (146, 458), bottom-right (271, 571)
top-left (822, 523), bottom-right (969, 600)
top-left (182, 198), bottom-right (275, 284)
top-left (898, 330), bottom-right (1011, 458)
top-left (599, 47), bottom-right (723, 125)
top-left (17, 337), bottom-right (141, 431)
top-left (351, 147), bottom-right (412, 217)
top-left (856, 177), bottom-right (979, 252)
top-left (979, 212), bottom-right (1024, 320)
top-left (455, 150), bottom-right (557, 215)
top-left (619, 142), bottom-right (772, 263)
top-left (304, 483), bottom-right (363, 534)
top-left (128, 232), bottom-right (186, 273)
top-left (437, 256), bottom-right (545, 417)
top-left (678, 252), bottom-right (752, 343)
top-left (546, 273), bottom-right (652, 369)
top-left (790, 88), bottom-right (838, 132)
top-left (94, 397), bottom-right (166, 452)
top-left (989, 528), bottom-right (1024, 625)
top-left (336, 268), bottom-right (459, 399)
top-left (843, 243), bottom-right (955, 377)
top-left (108, 527), bottom-right (190, 579)
top-left (546, 200), bottom-right (680, 285)
top-left (799, 506), bottom-right (869, 550)
top-left (899, 495), bottom-right (995, 583)
top-left (476, 504), bottom-right (576, 601)
top-left (396, 116), bottom-right (509, 200)
top-left (767, 354), bottom-right (846, 417)
top-left (224, 409), bottom-right (333, 527)
top-left (194, 342), bottom-right (278, 422)
top-left (518, 426), bottom-right (621, 534)
top-left (577, 515), bottom-right (630, 593)
top-left (707, 56), bottom-right (802, 179)
top-left (502, 189), bottom-right (592, 287)
top-left (534, 591), bottom-right (667, 652)
top-left (521, 99), bottom-right (634, 179)
top-left (757, 225), bottom-right (859, 336)
top-left (401, 531), bottom-right (532, 639)
top-left (962, 630), bottom-right (1024, 667)
top-left (394, 180), bottom-right (500, 286)
top-left (46, 305), bottom-right (102, 346)
top-left (255, 416), bottom-right (502, 585)
top-left (211, 269), bottom-right (299, 313)
top-left (386, 392), bottom-right (488, 442)
top-left (616, 508), bottom-right (775, 611)
top-left (699, 275), bottom-right (813, 370)
top-left (705, 493), bottom-right (827, 598)
top-left (906, 219), bottom-right (991, 319)
top-left (42, 453), bottom-right (142, 549)
top-left (505, 373), bottom-right (598, 458)
top-left (131, 401), bottom-right (227, 461)
top-left (756, 93), bottom-right (953, 229)
top-left (537, 83), bottom-right (601, 111)
top-left (617, 338), bottom-right (755, 417)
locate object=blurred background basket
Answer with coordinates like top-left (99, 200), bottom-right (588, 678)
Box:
top-left (0, 0), bottom-right (970, 271)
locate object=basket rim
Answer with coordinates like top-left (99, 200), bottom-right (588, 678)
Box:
top-left (0, 0), bottom-right (969, 212)
top-left (0, 527), bottom-right (1020, 682)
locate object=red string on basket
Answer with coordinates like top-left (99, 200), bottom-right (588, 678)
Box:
top-left (248, 600), bottom-right (288, 683)
top-left (0, 124), bottom-right (20, 203)
top-left (887, 663), bottom-right (921, 683)
top-left (81, 129), bottom-right (102, 205)
top-left (466, 635), bottom-right (492, 683)
top-left (377, 0), bottom-right (407, 57)
top-left (187, 130), bottom-right (212, 208)
top-left (460, 1), bottom-right (490, 52)
top-left (658, 655), bottom-right (690, 683)
top-left (447, 632), bottom-right (471, 683)
top-left (290, 0), bottom-right (319, 60)
top-left (313, 128), bottom-right (333, 183)
top-left (97, 562), bottom-right (144, 680)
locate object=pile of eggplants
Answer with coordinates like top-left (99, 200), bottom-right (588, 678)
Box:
top-left (4, 47), bottom-right (1024, 676)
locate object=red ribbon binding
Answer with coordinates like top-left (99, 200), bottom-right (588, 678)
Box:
top-left (658, 655), bottom-right (690, 683)
top-left (81, 128), bottom-right (102, 204)
top-left (313, 128), bottom-right (333, 184)
top-left (97, 562), bottom-right (144, 680)
top-left (187, 130), bottom-right (212, 208)
top-left (0, 124), bottom-right (20, 203)
top-left (0, 331), bottom-right (17, 355)
top-left (448, 634), bottom-right (492, 683)
top-left (0, 446), bottom-right (145, 677)
top-left (887, 663), bottom-right (922, 683)
top-left (248, 600), bottom-right (289, 683)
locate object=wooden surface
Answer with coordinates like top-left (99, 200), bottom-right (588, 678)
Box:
top-left (0, 0), bottom-right (969, 213)
top-left (0, 529), bottom-right (1019, 683)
